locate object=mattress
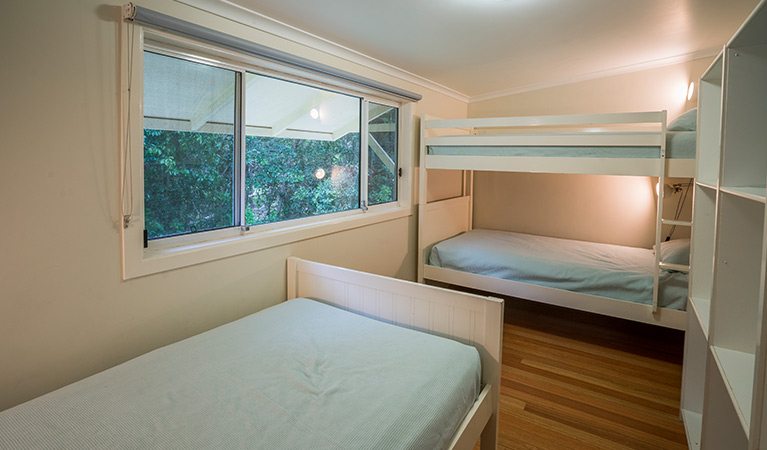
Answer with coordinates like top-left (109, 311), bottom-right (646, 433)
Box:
top-left (0, 298), bottom-right (481, 450)
top-left (428, 130), bottom-right (696, 159)
top-left (429, 229), bottom-right (688, 310)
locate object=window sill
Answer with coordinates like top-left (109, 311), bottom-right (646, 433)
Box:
top-left (122, 205), bottom-right (411, 280)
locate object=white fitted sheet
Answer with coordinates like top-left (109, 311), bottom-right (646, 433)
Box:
top-left (0, 298), bottom-right (481, 450)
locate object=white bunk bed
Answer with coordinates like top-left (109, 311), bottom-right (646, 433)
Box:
top-left (418, 110), bottom-right (696, 330)
top-left (0, 258), bottom-right (503, 450)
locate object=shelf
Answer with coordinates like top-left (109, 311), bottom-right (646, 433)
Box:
top-left (690, 296), bottom-right (711, 336)
top-left (681, 409), bottom-right (703, 450)
top-left (712, 346), bottom-right (755, 431)
top-left (695, 180), bottom-right (717, 191)
top-left (719, 45), bottom-right (767, 189)
top-left (680, 303), bottom-right (708, 439)
top-left (685, 4), bottom-right (767, 448)
top-left (729, 0), bottom-right (767, 47)
top-left (695, 53), bottom-right (723, 185)
top-left (720, 186), bottom-right (767, 203)
top-left (702, 354), bottom-right (750, 449)
top-left (688, 185), bottom-right (716, 332)
top-left (711, 193), bottom-right (764, 353)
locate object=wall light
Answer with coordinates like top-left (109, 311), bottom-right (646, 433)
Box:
top-left (687, 82), bottom-right (695, 101)
top-left (656, 182), bottom-right (684, 197)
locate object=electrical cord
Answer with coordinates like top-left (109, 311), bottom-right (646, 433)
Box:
top-left (665, 178), bottom-right (693, 241)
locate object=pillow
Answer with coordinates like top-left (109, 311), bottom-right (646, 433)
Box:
top-left (659, 238), bottom-right (691, 266)
top-left (668, 109), bottom-right (697, 131)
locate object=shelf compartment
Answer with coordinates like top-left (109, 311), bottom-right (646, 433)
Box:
top-left (689, 297), bottom-right (711, 337)
top-left (689, 184), bottom-right (717, 333)
top-left (702, 348), bottom-right (750, 449)
top-left (712, 346), bottom-right (756, 430)
top-left (680, 300), bottom-right (709, 450)
top-left (696, 53), bottom-right (723, 187)
top-left (720, 186), bottom-right (767, 203)
top-left (720, 45), bottom-right (767, 193)
top-left (709, 192), bottom-right (764, 429)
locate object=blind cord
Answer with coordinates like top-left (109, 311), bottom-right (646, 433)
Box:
top-left (121, 21), bottom-right (135, 228)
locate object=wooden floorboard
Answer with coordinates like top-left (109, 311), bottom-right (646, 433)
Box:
top-left (475, 296), bottom-right (688, 450)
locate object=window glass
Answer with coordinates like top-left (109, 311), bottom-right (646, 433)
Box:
top-left (243, 73), bottom-right (361, 226)
top-left (143, 51), bottom-right (237, 239)
top-left (368, 103), bottom-right (398, 205)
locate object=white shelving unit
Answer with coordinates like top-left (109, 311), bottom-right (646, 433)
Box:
top-left (681, 1), bottom-right (767, 448)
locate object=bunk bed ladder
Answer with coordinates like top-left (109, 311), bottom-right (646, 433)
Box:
top-left (652, 111), bottom-right (667, 313)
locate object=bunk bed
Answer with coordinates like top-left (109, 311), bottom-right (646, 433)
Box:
top-left (418, 110), bottom-right (697, 330)
top-left (0, 258), bottom-right (504, 450)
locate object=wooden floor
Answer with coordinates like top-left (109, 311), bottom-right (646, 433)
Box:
top-left (477, 296), bottom-right (688, 450)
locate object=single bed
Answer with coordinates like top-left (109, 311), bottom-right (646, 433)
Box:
top-left (418, 110), bottom-right (696, 330)
top-left (0, 258), bottom-right (504, 450)
top-left (430, 229), bottom-right (689, 311)
top-left (423, 109), bottom-right (697, 177)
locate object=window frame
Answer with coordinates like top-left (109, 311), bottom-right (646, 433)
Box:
top-left (121, 27), bottom-right (413, 279)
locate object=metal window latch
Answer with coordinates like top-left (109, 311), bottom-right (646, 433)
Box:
top-left (361, 200), bottom-right (369, 211)
top-left (241, 225), bottom-right (250, 232)
top-left (398, 167), bottom-right (402, 177)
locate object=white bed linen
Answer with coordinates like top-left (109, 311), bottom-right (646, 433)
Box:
top-left (430, 229), bottom-right (687, 310)
top-left (0, 298), bottom-right (481, 450)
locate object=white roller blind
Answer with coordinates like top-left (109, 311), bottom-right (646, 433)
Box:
top-left (122, 3), bottom-right (422, 102)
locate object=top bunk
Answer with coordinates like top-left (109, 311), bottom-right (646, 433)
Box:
top-left (421, 110), bottom-right (697, 178)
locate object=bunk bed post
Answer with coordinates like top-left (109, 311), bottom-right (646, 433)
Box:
top-left (418, 114), bottom-right (429, 283)
top-left (652, 110), bottom-right (668, 313)
top-left (464, 170), bottom-right (474, 231)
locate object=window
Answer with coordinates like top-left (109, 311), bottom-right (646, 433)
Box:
top-left (123, 30), bottom-right (412, 279)
top-left (143, 52), bottom-right (238, 239)
top-left (367, 103), bottom-right (398, 206)
top-left (242, 73), bottom-right (362, 227)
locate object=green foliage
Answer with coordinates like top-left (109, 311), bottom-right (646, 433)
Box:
top-left (144, 129), bottom-right (365, 239)
top-left (144, 129), bottom-right (234, 239)
top-left (244, 133), bottom-right (360, 226)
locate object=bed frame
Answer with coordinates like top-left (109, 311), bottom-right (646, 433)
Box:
top-left (287, 257), bottom-right (504, 450)
top-left (418, 111), bottom-right (693, 330)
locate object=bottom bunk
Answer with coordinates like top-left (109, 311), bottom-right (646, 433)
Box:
top-left (0, 258), bottom-right (504, 450)
top-left (420, 198), bottom-right (687, 330)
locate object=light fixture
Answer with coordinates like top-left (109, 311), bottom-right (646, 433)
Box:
top-left (310, 108), bottom-right (319, 119)
top-left (314, 168), bottom-right (326, 179)
top-left (656, 182), bottom-right (684, 197)
top-left (687, 81), bottom-right (695, 101)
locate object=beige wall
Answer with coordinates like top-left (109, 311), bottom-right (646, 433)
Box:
top-left (0, 0), bottom-right (465, 411)
top-left (467, 59), bottom-right (707, 247)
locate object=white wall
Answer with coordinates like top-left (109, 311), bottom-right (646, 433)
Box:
top-left (0, 0), bottom-right (466, 411)
top-left (467, 58), bottom-right (708, 247)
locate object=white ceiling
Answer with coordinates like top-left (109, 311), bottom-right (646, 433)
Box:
top-left (200, 0), bottom-right (759, 100)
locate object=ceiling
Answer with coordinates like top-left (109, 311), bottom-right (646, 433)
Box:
top-left (202, 0), bottom-right (759, 101)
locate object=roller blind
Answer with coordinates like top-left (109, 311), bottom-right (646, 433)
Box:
top-left (122, 3), bottom-right (422, 102)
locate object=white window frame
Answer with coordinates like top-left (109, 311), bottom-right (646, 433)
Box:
top-left (121, 27), bottom-right (413, 280)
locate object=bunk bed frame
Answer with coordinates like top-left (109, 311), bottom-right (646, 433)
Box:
top-left (418, 111), bottom-right (694, 330)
